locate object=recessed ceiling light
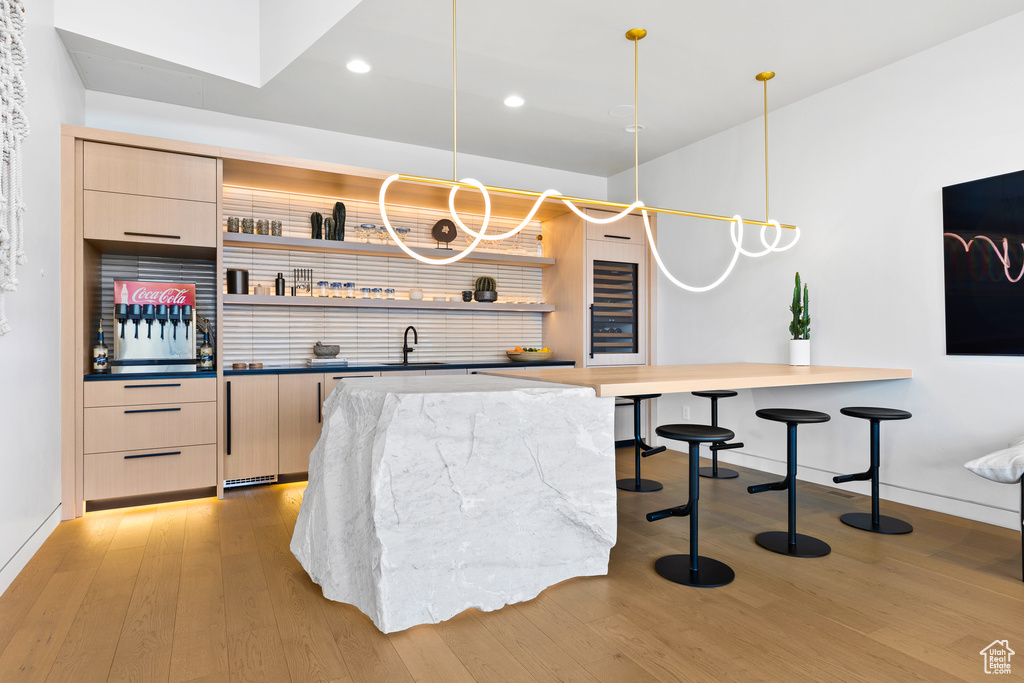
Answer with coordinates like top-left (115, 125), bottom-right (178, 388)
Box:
top-left (624, 123), bottom-right (645, 133)
top-left (609, 104), bottom-right (634, 118)
top-left (504, 95), bottom-right (525, 108)
top-left (346, 59), bottom-right (371, 74)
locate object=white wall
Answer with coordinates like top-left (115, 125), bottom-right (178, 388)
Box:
top-left (0, 1), bottom-right (85, 596)
top-left (610, 12), bottom-right (1024, 529)
top-left (84, 91), bottom-right (608, 201)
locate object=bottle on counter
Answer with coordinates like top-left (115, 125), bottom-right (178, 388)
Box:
top-left (198, 329), bottom-right (215, 370)
top-left (92, 318), bottom-right (109, 374)
top-left (275, 272), bottom-right (286, 296)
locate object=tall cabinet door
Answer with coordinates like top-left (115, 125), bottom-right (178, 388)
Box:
top-left (586, 239), bottom-right (648, 366)
top-left (278, 373), bottom-right (325, 475)
top-left (223, 375), bottom-right (279, 482)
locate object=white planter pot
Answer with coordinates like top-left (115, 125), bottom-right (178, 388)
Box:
top-left (789, 339), bottom-right (811, 366)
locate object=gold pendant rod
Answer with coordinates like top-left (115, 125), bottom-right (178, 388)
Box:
top-left (394, 173), bottom-right (796, 229)
top-left (633, 32), bottom-right (639, 203)
top-left (452, 0), bottom-right (458, 182)
top-left (626, 28), bottom-right (646, 203)
top-left (756, 71), bottom-right (775, 223)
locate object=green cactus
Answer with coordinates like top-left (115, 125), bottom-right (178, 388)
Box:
top-left (788, 272), bottom-right (811, 340)
top-left (474, 276), bottom-right (497, 292)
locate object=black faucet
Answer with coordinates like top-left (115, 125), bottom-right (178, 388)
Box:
top-left (402, 325), bottom-right (418, 365)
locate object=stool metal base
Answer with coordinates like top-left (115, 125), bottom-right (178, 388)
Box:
top-left (839, 512), bottom-right (913, 535)
top-left (617, 477), bottom-right (663, 493)
top-left (698, 466), bottom-right (739, 479)
top-left (754, 531), bottom-right (831, 558)
top-left (654, 554), bottom-right (735, 587)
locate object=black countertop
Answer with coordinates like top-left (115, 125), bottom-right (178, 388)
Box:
top-left (84, 370), bottom-right (218, 382)
top-left (84, 360), bottom-right (573, 381)
top-left (223, 359), bottom-right (575, 376)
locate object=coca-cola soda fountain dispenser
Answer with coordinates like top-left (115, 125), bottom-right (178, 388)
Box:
top-left (112, 280), bottom-right (199, 373)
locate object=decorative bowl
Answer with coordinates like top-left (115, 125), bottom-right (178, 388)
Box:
top-left (507, 350), bottom-right (553, 362)
top-left (314, 341), bottom-right (341, 358)
top-left (475, 290), bottom-right (498, 302)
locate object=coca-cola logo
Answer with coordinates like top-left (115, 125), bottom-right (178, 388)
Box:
top-left (130, 287), bottom-right (190, 305)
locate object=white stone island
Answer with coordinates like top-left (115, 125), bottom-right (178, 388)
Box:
top-left (290, 373), bottom-right (616, 633)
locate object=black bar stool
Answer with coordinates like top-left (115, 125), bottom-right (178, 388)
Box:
top-left (833, 406), bottom-right (913, 534)
top-left (692, 390), bottom-right (744, 479)
top-left (616, 394), bottom-right (666, 492)
top-left (748, 408), bottom-right (831, 558)
top-left (647, 423), bottom-right (736, 587)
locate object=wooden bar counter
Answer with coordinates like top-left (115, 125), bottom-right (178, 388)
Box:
top-left (480, 362), bottom-right (912, 397)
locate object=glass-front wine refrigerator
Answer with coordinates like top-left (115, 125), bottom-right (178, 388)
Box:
top-left (587, 239), bottom-right (647, 366)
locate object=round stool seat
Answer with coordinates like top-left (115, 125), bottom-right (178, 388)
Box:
top-left (657, 424), bottom-right (735, 443)
top-left (756, 408), bottom-right (830, 424)
top-left (840, 406), bottom-right (912, 421)
top-left (692, 390), bottom-right (738, 399)
top-left (621, 393), bottom-right (662, 402)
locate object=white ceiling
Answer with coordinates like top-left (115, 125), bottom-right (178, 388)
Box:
top-left (57, 0), bottom-right (1024, 176)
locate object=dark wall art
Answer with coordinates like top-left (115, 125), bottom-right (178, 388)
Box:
top-left (943, 169), bottom-right (1024, 355)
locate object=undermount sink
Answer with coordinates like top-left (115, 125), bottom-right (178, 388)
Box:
top-left (381, 362), bottom-right (446, 366)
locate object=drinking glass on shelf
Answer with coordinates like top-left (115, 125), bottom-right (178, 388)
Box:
top-left (358, 224), bottom-right (375, 243)
top-left (377, 227), bottom-right (390, 245)
top-left (394, 226), bottom-right (411, 243)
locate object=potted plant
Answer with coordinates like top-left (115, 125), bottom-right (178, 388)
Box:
top-left (788, 272), bottom-right (811, 365)
top-left (474, 275), bottom-right (497, 302)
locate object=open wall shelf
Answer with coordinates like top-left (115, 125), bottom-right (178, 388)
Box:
top-left (222, 293), bottom-right (554, 312)
top-left (221, 232), bottom-right (555, 268)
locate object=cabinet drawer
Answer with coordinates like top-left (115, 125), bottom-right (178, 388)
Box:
top-left (325, 371), bottom-right (381, 396)
top-left (83, 141), bottom-right (217, 202)
top-left (585, 219), bottom-right (645, 244)
top-left (84, 444), bottom-right (216, 500)
top-left (85, 402), bottom-right (216, 454)
top-left (84, 190), bottom-right (217, 248)
top-left (85, 377), bottom-right (216, 408)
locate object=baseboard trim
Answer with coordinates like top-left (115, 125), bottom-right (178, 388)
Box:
top-left (0, 503), bottom-right (62, 599)
top-left (615, 439), bottom-right (635, 450)
top-left (698, 447), bottom-right (1021, 532)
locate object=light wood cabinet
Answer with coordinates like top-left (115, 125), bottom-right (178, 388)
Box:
top-left (543, 209), bottom-right (653, 368)
top-left (83, 141), bottom-right (217, 202)
top-left (85, 376), bottom-right (216, 407)
top-left (224, 375), bottom-right (279, 483)
top-left (83, 191), bottom-right (218, 249)
top-left (81, 375), bottom-right (217, 502)
top-left (84, 444), bottom-right (216, 500)
top-left (278, 373), bottom-right (325, 475)
top-left (325, 371), bottom-right (381, 396)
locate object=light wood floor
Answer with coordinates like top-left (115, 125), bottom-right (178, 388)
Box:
top-left (2, 448), bottom-right (1023, 682)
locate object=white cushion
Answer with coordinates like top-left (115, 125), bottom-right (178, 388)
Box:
top-left (965, 444), bottom-right (1024, 484)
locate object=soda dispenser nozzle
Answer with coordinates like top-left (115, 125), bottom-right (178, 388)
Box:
top-left (142, 304), bottom-right (155, 339)
top-left (169, 305), bottom-right (181, 340)
top-left (156, 304), bottom-right (168, 340)
top-left (114, 303), bottom-right (128, 340)
top-left (182, 305), bottom-right (193, 341)
top-left (128, 304), bottom-right (142, 339)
